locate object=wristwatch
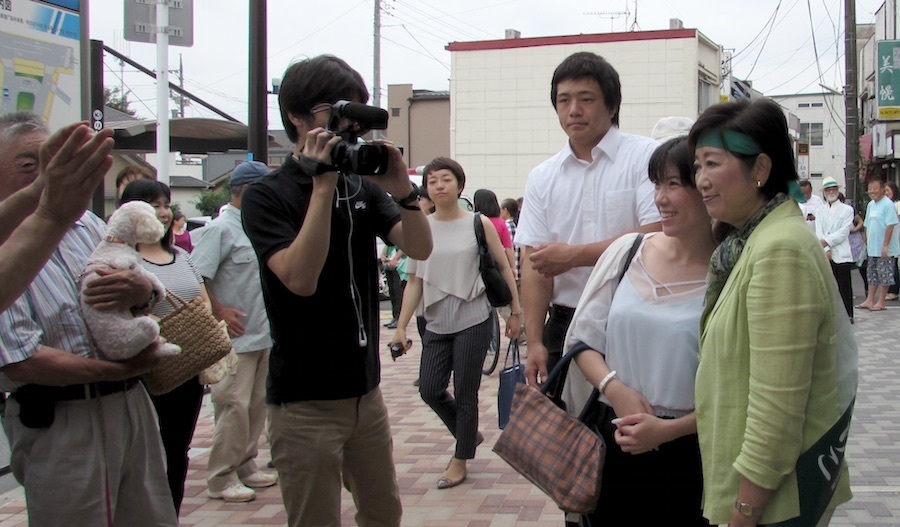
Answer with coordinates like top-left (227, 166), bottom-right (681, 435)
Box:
top-left (394, 186), bottom-right (420, 210)
top-left (734, 500), bottom-right (763, 518)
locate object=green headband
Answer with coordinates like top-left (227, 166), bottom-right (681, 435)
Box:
top-left (696, 128), bottom-right (804, 202)
top-left (696, 129), bottom-right (762, 156)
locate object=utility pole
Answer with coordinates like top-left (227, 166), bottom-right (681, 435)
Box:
top-left (170, 54), bottom-right (188, 118)
top-left (373, 0), bottom-right (382, 138)
top-left (845, 0), bottom-right (860, 204)
top-left (249, 0), bottom-right (268, 162)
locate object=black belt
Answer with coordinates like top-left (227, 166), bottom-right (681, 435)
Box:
top-left (13, 378), bottom-right (140, 403)
top-left (549, 304), bottom-right (576, 321)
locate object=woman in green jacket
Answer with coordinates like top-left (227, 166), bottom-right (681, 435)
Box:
top-left (690, 98), bottom-right (857, 527)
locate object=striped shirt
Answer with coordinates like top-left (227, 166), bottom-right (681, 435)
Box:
top-left (0, 213), bottom-right (106, 392)
top-left (506, 219), bottom-right (520, 280)
top-left (140, 247), bottom-right (204, 319)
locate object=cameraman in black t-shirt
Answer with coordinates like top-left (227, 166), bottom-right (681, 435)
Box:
top-left (241, 55), bottom-right (432, 527)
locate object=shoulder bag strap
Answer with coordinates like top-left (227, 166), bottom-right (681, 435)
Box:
top-left (545, 234), bottom-right (645, 400)
top-left (618, 233), bottom-right (644, 284)
top-left (473, 212), bottom-right (487, 250)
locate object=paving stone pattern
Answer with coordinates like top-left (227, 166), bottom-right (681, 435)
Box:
top-left (0, 296), bottom-right (898, 526)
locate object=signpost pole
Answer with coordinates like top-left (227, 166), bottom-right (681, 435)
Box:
top-left (156, 0), bottom-right (170, 185)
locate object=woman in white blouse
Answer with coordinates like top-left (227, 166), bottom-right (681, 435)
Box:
top-left (389, 157), bottom-right (520, 490)
top-left (562, 136), bottom-right (716, 525)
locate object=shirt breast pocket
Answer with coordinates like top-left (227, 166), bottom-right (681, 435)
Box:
top-left (602, 189), bottom-right (637, 238)
top-left (230, 246), bottom-right (257, 266)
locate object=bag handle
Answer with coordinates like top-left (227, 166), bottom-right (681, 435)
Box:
top-left (541, 341), bottom-right (601, 422)
top-left (163, 289), bottom-right (188, 310)
top-left (503, 339), bottom-right (520, 369)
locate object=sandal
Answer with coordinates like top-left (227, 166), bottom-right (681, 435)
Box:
top-left (870, 306), bottom-right (887, 311)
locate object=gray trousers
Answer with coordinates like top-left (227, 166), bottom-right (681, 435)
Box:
top-left (2, 384), bottom-right (177, 526)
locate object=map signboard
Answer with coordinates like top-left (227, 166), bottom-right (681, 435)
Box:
top-left (0, 0), bottom-right (81, 129)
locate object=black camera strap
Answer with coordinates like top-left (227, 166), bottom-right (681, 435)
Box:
top-left (295, 154), bottom-right (338, 176)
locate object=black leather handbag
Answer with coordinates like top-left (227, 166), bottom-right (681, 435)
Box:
top-left (474, 213), bottom-right (512, 307)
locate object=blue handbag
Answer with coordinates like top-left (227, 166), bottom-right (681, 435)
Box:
top-left (498, 339), bottom-right (525, 429)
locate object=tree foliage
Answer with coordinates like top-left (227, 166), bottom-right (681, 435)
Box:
top-left (104, 86), bottom-right (137, 116)
top-left (191, 186), bottom-right (231, 217)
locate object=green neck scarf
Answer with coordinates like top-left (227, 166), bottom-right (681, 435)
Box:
top-left (702, 193), bottom-right (791, 326)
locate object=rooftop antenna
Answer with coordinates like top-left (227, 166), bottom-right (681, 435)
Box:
top-left (585, 2), bottom-right (630, 32)
top-left (629, 1), bottom-right (641, 31)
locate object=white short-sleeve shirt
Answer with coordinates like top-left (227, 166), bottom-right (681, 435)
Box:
top-left (515, 126), bottom-right (660, 308)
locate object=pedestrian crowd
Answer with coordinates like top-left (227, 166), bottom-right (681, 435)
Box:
top-left (0, 49), bottom-right (863, 527)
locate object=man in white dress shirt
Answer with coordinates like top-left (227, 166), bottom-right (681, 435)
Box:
top-left (799, 180), bottom-right (825, 231)
top-left (515, 52), bottom-right (661, 388)
top-left (815, 177), bottom-right (856, 322)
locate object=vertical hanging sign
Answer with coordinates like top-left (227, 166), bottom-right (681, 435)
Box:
top-left (876, 40), bottom-right (900, 120)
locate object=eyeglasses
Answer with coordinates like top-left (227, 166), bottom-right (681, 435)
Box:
top-left (310, 102), bottom-right (332, 115)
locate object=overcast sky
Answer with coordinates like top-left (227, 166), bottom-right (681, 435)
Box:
top-left (90, 0), bottom-right (885, 129)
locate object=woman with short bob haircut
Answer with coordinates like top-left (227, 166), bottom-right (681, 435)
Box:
top-left (689, 98), bottom-right (856, 527)
top-left (390, 157), bottom-right (520, 490)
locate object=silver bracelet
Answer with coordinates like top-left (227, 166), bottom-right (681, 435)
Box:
top-left (598, 370), bottom-right (617, 395)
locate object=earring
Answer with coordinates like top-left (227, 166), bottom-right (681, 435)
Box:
top-left (756, 180), bottom-right (762, 188)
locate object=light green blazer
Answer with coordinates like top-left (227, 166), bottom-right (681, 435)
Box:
top-left (696, 200), bottom-right (853, 525)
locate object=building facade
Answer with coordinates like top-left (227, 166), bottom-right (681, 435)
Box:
top-left (446, 27), bottom-right (722, 199)
top-left (770, 92), bottom-right (847, 194)
top-left (386, 85), bottom-right (451, 170)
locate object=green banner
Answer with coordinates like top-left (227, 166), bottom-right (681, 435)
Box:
top-left (877, 40), bottom-right (900, 120)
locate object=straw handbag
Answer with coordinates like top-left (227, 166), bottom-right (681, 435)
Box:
top-left (144, 291), bottom-right (233, 395)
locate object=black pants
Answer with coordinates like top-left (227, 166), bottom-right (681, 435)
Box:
top-left (580, 403), bottom-right (710, 527)
top-left (543, 304), bottom-right (575, 397)
top-left (859, 260), bottom-right (868, 294)
top-left (150, 377), bottom-right (204, 515)
top-left (418, 315), bottom-right (492, 459)
top-left (831, 261), bottom-right (855, 319)
top-left (385, 268), bottom-right (403, 319)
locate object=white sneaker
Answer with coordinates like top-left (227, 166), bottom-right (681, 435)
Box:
top-left (241, 470), bottom-right (279, 489)
top-left (207, 482), bottom-right (256, 503)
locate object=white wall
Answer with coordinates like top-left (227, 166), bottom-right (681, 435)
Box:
top-left (145, 152), bottom-right (207, 218)
top-left (450, 33), bottom-right (716, 199)
top-left (170, 189), bottom-right (204, 219)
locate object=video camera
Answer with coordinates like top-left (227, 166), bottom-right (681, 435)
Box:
top-left (327, 101), bottom-right (390, 176)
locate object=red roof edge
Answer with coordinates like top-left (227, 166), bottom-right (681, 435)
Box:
top-left (446, 28), bottom-right (697, 52)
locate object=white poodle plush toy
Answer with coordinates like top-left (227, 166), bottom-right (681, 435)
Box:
top-left (80, 201), bottom-right (181, 360)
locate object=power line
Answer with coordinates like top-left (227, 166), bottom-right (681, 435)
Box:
top-left (730, 1), bottom-right (786, 63)
top-left (398, 24), bottom-right (451, 70)
top-left (200, 0), bottom-right (368, 90)
top-left (743, 0), bottom-right (783, 79)
top-left (381, 34), bottom-right (451, 67)
top-left (392, 0), bottom-right (492, 41)
top-left (805, 0), bottom-right (846, 135)
top-left (103, 60), bottom-right (156, 117)
top-left (384, 10), bottom-right (463, 46)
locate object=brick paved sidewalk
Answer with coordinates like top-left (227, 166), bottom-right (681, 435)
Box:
top-left (0, 313), bottom-right (560, 527)
top-left (1, 300), bottom-right (899, 526)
